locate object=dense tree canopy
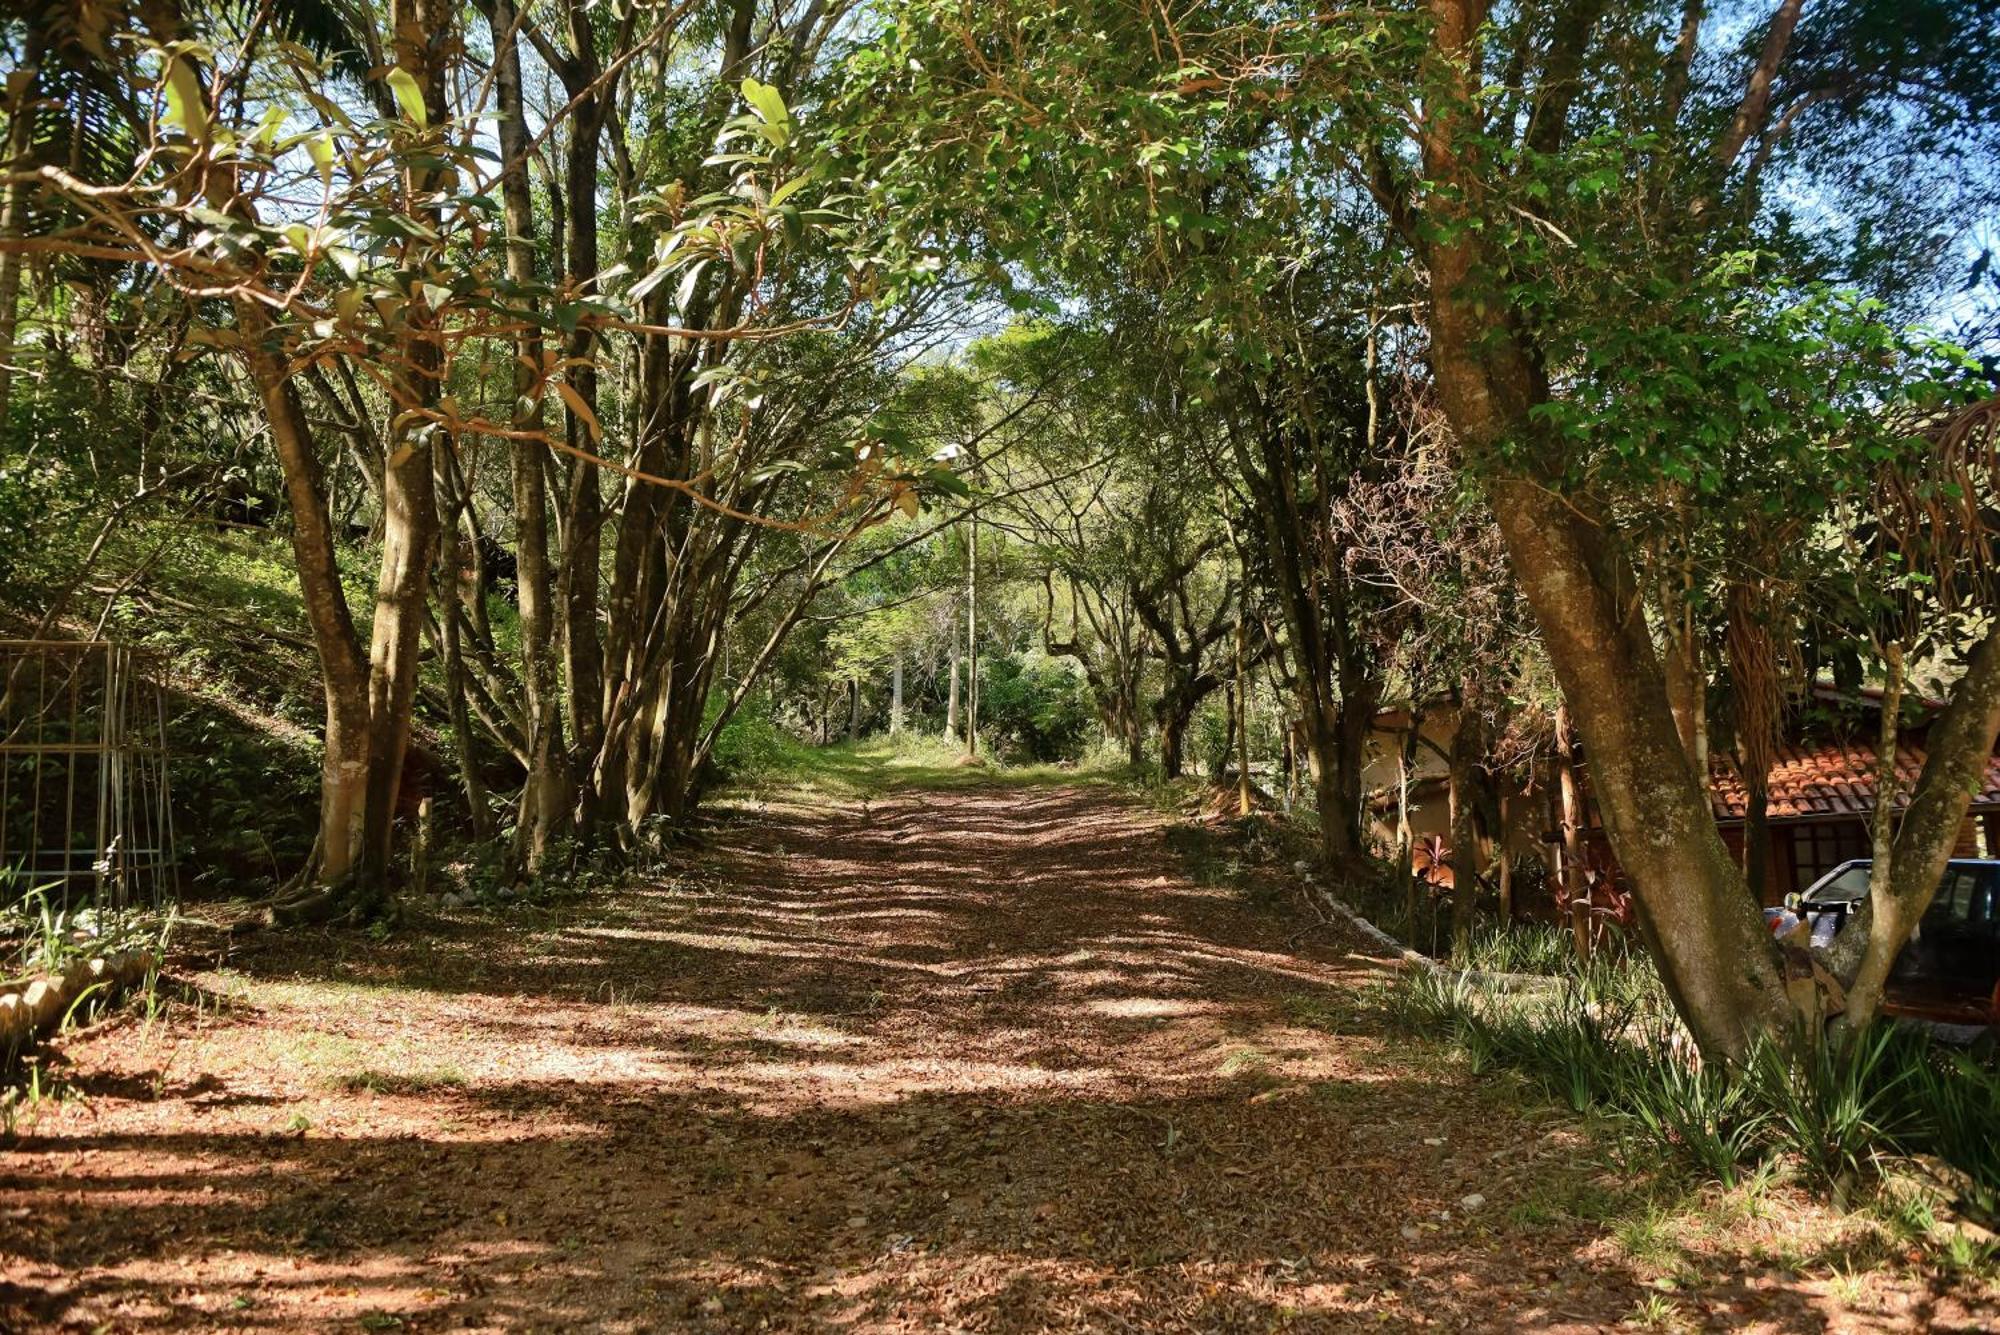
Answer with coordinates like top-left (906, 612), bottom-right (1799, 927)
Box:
top-left (4, 0), bottom-right (1998, 1058)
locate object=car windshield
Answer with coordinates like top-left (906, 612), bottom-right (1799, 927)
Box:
top-left (1805, 864), bottom-right (1871, 903)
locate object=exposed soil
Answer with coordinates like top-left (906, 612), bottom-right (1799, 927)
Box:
top-left (3, 781), bottom-right (1995, 1332)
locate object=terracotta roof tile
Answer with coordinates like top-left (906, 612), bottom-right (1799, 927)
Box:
top-left (1708, 740), bottom-right (2000, 823)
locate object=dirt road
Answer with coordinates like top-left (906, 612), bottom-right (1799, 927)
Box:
top-left (2, 783), bottom-right (1985, 1331)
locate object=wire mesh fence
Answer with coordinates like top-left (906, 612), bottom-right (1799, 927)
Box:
top-left (0, 641), bottom-right (177, 917)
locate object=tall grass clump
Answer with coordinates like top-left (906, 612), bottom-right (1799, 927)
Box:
top-left (1741, 1026), bottom-right (1921, 1197)
top-left (1390, 962), bottom-right (2000, 1219)
top-left (1456, 922), bottom-right (1578, 977)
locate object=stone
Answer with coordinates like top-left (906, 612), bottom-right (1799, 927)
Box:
top-left (1459, 1193), bottom-right (1486, 1212)
top-left (22, 978), bottom-right (66, 1032)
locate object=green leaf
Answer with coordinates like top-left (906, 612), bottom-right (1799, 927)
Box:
top-left (161, 57), bottom-right (208, 145)
top-left (386, 68), bottom-right (428, 129)
top-left (305, 131), bottom-right (336, 189)
top-left (740, 78), bottom-right (789, 130)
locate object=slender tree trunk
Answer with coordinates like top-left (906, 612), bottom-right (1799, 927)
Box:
top-left (945, 627), bottom-right (960, 740)
top-left (490, 0), bottom-right (566, 874)
top-left (351, 0), bottom-right (449, 891)
top-left (1555, 705), bottom-right (1591, 963)
top-left (1448, 691), bottom-right (1481, 957)
top-left (435, 500), bottom-right (493, 841)
top-left (0, 40), bottom-right (39, 425)
top-left (890, 658), bottom-right (903, 736)
top-left (1824, 628), bottom-right (2000, 1032)
top-left (555, 0), bottom-right (609, 828)
top-left (245, 334), bottom-right (371, 889)
top-left (1397, 710), bottom-right (1420, 921)
top-left (1235, 618), bottom-right (1252, 816)
top-left (965, 519), bottom-right (979, 755)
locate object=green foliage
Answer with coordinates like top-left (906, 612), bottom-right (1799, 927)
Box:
top-left (1394, 966), bottom-right (2000, 1220)
top-left (1742, 1027), bottom-right (1922, 1192)
top-left (708, 693), bottom-right (821, 789)
top-left (976, 655), bottom-right (1093, 762)
top-left (1902, 1047), bottom-right (2000, 1223)
top-left (1456, 923), bottom-right (1579, 977)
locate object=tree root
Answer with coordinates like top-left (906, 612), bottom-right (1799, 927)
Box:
top-left (233, 874), bottom-right (392, 933)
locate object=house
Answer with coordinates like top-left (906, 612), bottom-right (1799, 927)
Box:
top-left (1365, 685), bottom-right (2000, 908)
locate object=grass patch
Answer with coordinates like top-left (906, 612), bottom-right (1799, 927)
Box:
top-left (716, 733), bottom-right (1153, 801)
top-left (334, 1067), bottom-right (467, 1095)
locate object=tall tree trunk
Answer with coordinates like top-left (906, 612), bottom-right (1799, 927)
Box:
top-left (435, 487), bottom-right (492, 841)
top-left (349, 0), bottom-right (449, 891)
top-left (1235, 616), bottom-right (1252, 816)
top-left (1554, 707), bottom-right (1591, 962)
top-left (964, 519), bottom-right (979, 755)
top-left (0, 38), bottom-right (39, 425)
top-left (1398, 707), bottom-right (1422, 922)
top-left (555, 0), bottom-right (609, 828)
top-left (1421, 0), bottom-right (1792, 1058)
top-left (490, 0), bottom-right (566, 874)
top-left (890, 658), bottom-right (903, 735)
top-left (244, 334), bottom-right (371, 889)
top-left (945, 625), bottom-right (960, 740)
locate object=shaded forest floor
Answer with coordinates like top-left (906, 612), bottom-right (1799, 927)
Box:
top-left (4, 777), bottom-right (1997, 1332)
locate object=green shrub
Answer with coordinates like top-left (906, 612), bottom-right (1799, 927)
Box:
top-left (977, 655), bottom-right (1092, 762)
top-left (708, 694), bottom-right (815, 785)
top-left (1741, 1027), bottom-right (1919, 1195)
top-left (1392, 964), bottom-right (2000, 1217)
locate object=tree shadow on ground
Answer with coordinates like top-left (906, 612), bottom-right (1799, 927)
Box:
top-left (4, 783), bottom-right (1990, 1332)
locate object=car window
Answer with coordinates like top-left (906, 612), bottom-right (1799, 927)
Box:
top-left (1807, 865), bottom-right (1871, 902)
top-left (1927, 869), bottom-right (1979, 924)
top-left (1972, 875), bottom-right (1997, 928)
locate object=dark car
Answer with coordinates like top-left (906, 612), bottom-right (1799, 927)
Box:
top-left (1764, 858), bottom-right (2000, 1025)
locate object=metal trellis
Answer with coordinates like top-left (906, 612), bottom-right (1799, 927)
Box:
top-left (0, 640), bottom-right (177, 917)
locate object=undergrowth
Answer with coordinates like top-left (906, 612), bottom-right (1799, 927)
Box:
top-left (1390, 966), bottom-right (2000, 1239)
